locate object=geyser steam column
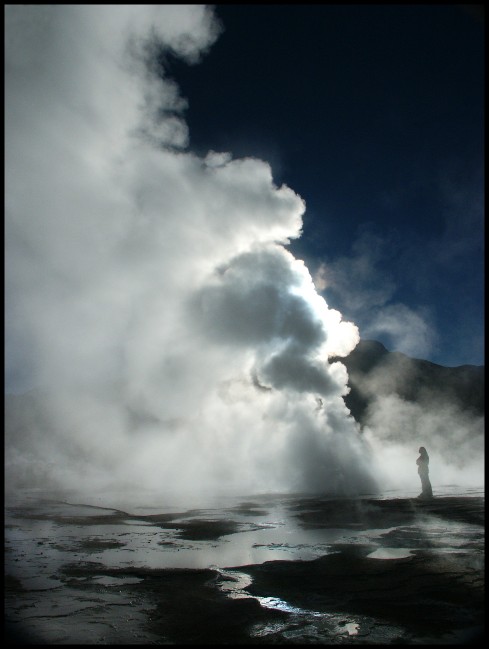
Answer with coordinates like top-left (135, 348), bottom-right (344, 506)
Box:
top-left (188, 166), bottom-right (378, 494)
top-left (5, 5), bottom-right (378, 499)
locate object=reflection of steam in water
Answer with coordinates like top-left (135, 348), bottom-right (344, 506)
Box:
top-left (210, 567), bottom-right (252, 598)
top-left (343, 622), bottom-right (360, 635)
top-left (211, 566), bottom-right (363, 641)
top-left (5, 490), bottom-right (483, 644)
top-left (367, 548), bottom-right (413, 560)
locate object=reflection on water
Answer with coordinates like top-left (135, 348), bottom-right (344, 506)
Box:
top-left (212, 566), bottom-right (363, 641)
top-left (91, 575), bottom-right (143, 586)
top-left (5, 487), bottom-right (484, 645)
top-left (367, 548), bottom-right (413, 560)
top-left (344, 622), bottom-right (359, 635)
top-left (5, 487), bottom-right (485, 575)
top-left (212, 567), bottom-right (315, 614)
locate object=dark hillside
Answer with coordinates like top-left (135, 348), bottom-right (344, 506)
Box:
top-left (332, 340), bottom-right (484, 427)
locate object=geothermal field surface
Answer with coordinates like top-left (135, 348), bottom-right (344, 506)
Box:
top-left (5, 486), bottom-right (484, 645)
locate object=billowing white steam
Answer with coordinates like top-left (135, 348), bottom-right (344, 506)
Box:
top-left (7, 6), bottom-right (480, 504)
top-left (6, 5), bottom-right (376, 500)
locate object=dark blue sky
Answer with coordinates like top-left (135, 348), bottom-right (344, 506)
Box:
top-left (164, 4), bottom-right (484, 367)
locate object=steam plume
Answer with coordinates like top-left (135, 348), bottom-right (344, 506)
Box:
top-left (9, 7), bottom-right (481, 505)
top-left (6, 5), bottom-right (379, 502)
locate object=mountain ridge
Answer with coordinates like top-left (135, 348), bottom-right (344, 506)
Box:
top-left (331, 339), bottom-right (484, 427)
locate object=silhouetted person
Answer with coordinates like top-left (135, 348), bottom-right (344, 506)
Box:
top-left (416, 446), bottom-right (433, 499)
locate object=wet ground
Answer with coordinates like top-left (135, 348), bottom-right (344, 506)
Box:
top-left (5, 487), bottom-right (484, 644)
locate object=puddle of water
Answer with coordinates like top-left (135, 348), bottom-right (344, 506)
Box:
top-left (17, 575), bottom-right (64, 591)
top-left (367, 547), bottom-right (413, 560)
top-left (213, 567), bottom-right (321, 616)
top-left (213, 567), bottom-right (367, 643)
top-left (89, 518), bottom-right (343, 570)
top-left (91, 575), bottom-right (143, 586)
top-left (211, 568), bottom-right (251, 596)
top-left (344, 622), bottom-right (359, 635)
top-left (6, 490), bottom-right (483, 646)
top-left (258, 596), bottom-right (320, 616)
